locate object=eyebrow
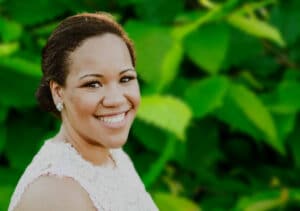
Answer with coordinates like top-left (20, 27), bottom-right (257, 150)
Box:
top-left (79, 68), bottom-right (136, 80)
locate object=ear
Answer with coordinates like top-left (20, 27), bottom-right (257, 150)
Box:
top-left (49, 80), bottom-right (64, 105)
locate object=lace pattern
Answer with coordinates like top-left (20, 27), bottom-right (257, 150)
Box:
top-left (8, 140), bottom-right (158, 211)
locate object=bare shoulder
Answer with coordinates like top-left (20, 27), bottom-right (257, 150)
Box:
top-left (13, 175), bottom-right (96, 211)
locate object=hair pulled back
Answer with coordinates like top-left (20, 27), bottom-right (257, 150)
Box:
top-left (35, 12), bottom-right (136, 117)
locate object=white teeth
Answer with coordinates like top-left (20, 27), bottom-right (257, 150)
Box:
top-left (99, 113), bottom-right (125, 124)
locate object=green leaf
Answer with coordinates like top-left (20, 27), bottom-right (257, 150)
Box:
top-left (143, 136), bottom-right (176, 188)
top-left (0, 42), bottom-right (20, 57)
top-left (31, 22), bottom-right (60, 36)
top-left (243, 56), bottom-right (278, 78)
top-left (224, 27), bottom-right (263, 67)
top-left (4, 109), bottom-right (52, 170)
top-left (0, 105), bottom-right (8, 153)
top-left (282, 68), bottom-right (300, 82)
top-left (203, 188), bottom-right (300, 211)
top-left (0, 17), bottom-right (23, 42)
top-left (228, 84), bottom-right (282, 153)
top-left (4, 0), bottom-right (67, 25)
top-left (172, 12), bottom-right (208, 41)
top-left (0, 185), bottom-right (14, 211)
top-left (0, 167), bottom-right (22, 210)
top-left (185, 119), bottom-right (221, 170)
top-left (134, 0), bottom-right (184, 24)
top-left (227, 12), bottom-right (285, 47)
top-left (235, 71), bottom-right (264, 90)
top-left (0, 123), bottom-right (6, 153)
top-left (262, 81), bottom-right (299, 142)
top-left (0, 57), bottom-right (41, 107)
top-left (200, 194), bottom-right (236, 211)
top-left (161, 42), bottom-right (183, 90)
top-left (237, 196), bottom-right (281, 211)
top-left (289, 188), bottom-right (300, 201)
top-left (137, 95), bottom-right (192, 140)
top-left (184, 23), bottom-right (230, 74)
top-left (174, 11), bottom-right (206, 24)
top-left (270, 1), bottom-right (300, 45)
top-left (0, 74), bottom-right (39, 107)
top-left (273, 113), bottom-right (297, 142)
top-left (172, 0), bottom-right (235, 41)
top-left (154, 192), bottom-right (201, 211)
top-left (0, 105), bottom-right (8, 123)
top-left (276, 81), bottom-right (300, 113)
top-left (59, 0), bottom-right (113, 14)
top-left (125, 21), bottom-right (182, 91)
top-left (265, 80), bottom-right (300, 114)
top-left (287, 118), bottom-right (300, 168)
top-left (115, 0), bottom-right (140, 7)
top-left (0, 57), bottom-right (41, 78)
top-left (185, 76), bottom-right (229, 118)
top-left (132, 119), bottom-right (167, 153)
top-left (0, 167), bottom-right (22, 186)
top-left (215, 91), bottom-right (264, 141)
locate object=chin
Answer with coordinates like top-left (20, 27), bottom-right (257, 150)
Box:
top-left (104, 134), bottom-right (129, 149)
top-left (107, 139), bottom-right (127, 149)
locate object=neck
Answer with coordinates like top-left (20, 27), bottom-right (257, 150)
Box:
top-left (54, 124), bottom-right (114, 167)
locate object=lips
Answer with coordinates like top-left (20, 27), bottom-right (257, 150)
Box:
top-left (94, 109), bottom-right (131, 128)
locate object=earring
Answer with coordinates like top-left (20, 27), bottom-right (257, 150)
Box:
top-left (56, 102), bottom-right (64, 112)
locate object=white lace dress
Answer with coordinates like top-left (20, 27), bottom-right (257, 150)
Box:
top-left (8, 140), bottom-right (159, 211)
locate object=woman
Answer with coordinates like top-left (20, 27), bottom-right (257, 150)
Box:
top-left (9, 12), bottom-right (158, 211)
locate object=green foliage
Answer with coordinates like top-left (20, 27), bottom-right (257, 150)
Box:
top-left (234, 188), bottom-right (300, 211)
top-left (185, 76), bottom-right (229, 118)
top-left (0, 58), bottom-right (40, 107)
top-left (137, 95), bottom-right (192, 140)
top-left (271, 80), bottom-right (300, 113)
top-left (126, 21), bottom-right (182, 91)
top-left (143, 135), bottom-right (177, 188)
top-left (0, 43), bottom-right (19, 56)
top-left (0, 186), bottom-right (14, 211)
top-left (1, 0), bottom-right (300, 210)
top-left (4, 0), bottom-right (67, 25)
top-left (184, 23), bottom-right (230, 74)
top-left (228, 83), bottom-right (281, 153)
top-left (227, 9), bottom-right (285, 47)
top-left (0, 17), bottom-right (23, 42)
top-left (154, 192), bottom-right (202, 211)
top-left (134, 0), bottom-right (184, 24)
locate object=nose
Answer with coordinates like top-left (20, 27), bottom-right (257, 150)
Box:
top-left (101, 84), bottom-right (126, 107)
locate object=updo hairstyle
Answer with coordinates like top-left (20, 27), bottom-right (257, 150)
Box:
top-left (35, 12), bottom-right (136, 117)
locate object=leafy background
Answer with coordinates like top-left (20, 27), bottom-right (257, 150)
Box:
top-left (0, 0), bottom-right (300, 210)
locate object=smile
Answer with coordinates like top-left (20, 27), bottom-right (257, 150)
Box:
top-left (98, 112), bottom-right (126, 124)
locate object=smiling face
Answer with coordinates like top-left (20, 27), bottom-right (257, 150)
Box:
top-left (52, 33), bottom-right (140, 149)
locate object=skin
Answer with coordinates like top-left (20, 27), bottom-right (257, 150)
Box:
top-left (14, 176), bottom-right (96, 211)
top-left (51, 33), bottom-right (140, 166)
top-left (14, 33), bottom-right (140, 211)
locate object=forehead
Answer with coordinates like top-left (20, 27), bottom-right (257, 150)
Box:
top-left (68, 33), bottom-right (133, 76)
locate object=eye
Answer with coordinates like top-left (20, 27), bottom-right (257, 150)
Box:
top-left (120, 76), bottom-right (136, 83)
top-left (83, 81), bottom-right (102, 88)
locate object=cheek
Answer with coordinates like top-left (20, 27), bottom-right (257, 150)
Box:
top-left (68, 92), bottom-right (100, 115)
top-left (130, 83), bottom-right (141, 108)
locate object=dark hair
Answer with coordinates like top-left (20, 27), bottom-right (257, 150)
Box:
top-left (35, 12), bottom-right (136, 117)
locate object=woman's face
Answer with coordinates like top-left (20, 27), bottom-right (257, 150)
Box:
top-left (58, 33), bottom-right (140, 148)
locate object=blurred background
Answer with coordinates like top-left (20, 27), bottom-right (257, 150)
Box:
top-left (0, 0), bottom-right (300, 210)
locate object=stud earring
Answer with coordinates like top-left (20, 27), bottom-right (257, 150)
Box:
top-left (56, 102), bottom-right (64, 112)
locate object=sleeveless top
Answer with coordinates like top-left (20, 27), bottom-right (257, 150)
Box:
top-left (8, 139), bottom-right (159, 211)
